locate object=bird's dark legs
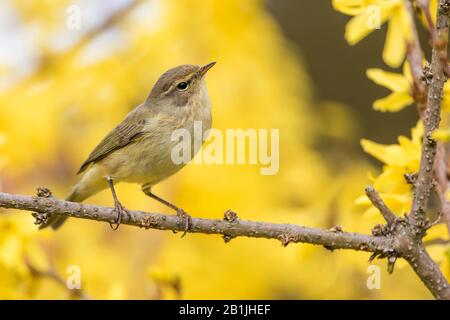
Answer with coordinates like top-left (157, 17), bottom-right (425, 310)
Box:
top-left (107, 176), bottom-right (128, 230)
top-left (141, 183), bottom-right (191, 237)
top-left (143, 189), bottom-right (179, 211)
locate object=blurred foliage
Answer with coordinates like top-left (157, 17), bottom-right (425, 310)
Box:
top-left (0, 0), bottom-right (447, 299)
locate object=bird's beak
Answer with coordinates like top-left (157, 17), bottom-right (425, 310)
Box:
top-left (197, 61), bottom-right (216, 78)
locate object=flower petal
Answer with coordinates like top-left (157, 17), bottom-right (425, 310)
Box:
top-left (373, 92), bottom-right (414, 112)
top-left (383, 12), bottom-right (407, 67)
top-left (373, 166), bottom-right (411, 193)
top-left (443, 82), bottom-right (450, 112)
top-left (344, 3), bottom-right (392, 45)
top-left (366, 68), bottom-right (410, 92)
top-left (332, 0), bottom-right (366, 16)
top-left (361, 139), bottom-right (405, 165)
top-left (411, 121), bottom-right (424, 144)
top-left (432, 128), bottom-right (450, 142)
top-left (424, 223), bottom-right (449, 242)
top-left (402, 61), bottom-right (414, 85)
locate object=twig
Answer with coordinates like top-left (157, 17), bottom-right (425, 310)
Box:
top-left (0, 191), bottom-right (392, 253)
top-left (434, 143), bottom-right (450, 234)
top-left (424, 237), bottom-right (450, 246)
top-left (365, 186), bottom-right (397, 225)
top-left (25, 258), bottom-right (90, 300)
top-left (32, 0), bottom-right (143, 75)
top-left (406, 0), bottom-right (428, 114)
top-left (417, 0), bottom-right (439, 46)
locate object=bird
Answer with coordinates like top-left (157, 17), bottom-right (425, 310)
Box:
top-left (41, 62), bottom-right (216, 232)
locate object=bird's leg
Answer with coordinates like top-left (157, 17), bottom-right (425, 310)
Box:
top-left (141, 183), bottom-right (191, 237)
top-left (107, 176), bottom-right (129, 230)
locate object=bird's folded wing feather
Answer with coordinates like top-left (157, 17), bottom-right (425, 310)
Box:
top-left (77, 107), bottom-right (147, 174)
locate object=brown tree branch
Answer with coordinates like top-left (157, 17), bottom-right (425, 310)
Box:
top-left (27, 0), bottom-right (143, 80)
top-left (432, 0), bottom-right (450, 236)
top-left (408, 0), bottom-right (450, 236)
top-left (0, 191), bottom-right (392, 253)
top-left (395, 0), bottom-right (450, 300)
top-left (365, 186), bottom-right (397, 225)
top-left (25, 258), bottom-right (90, 300)
top-left (417, 0), bottom-right (439, 46)
top-left (409, 0), bottom-right (449, 231)
top-left (434, 143), bottom-right (450, 234)
top-left (1, 189), bottom-right (449, 298)
top-left (399, 229), bottom-right (450, 299)
top-left (406, 0), bottom-right (428, 114)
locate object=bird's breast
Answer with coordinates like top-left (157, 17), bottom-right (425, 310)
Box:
top-left (107, 98), bottom-right (212, 185)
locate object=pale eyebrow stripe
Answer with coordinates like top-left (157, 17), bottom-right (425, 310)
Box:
top-left (162, 73), bottom-right (196, 96)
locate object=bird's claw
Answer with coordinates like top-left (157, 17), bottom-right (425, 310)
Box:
top-left (109, 202), bottom-right (128, 230)
top-left (175, 208), bottom-right (191, 237)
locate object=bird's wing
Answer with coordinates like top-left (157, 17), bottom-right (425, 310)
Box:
top-left (77, 108), bottom-right (147, 174)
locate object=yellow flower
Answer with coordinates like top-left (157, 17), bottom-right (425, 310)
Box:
top-left (356, 121), bottom-right (423, 218)
top-left (362, 121), bottom-right (422, 170)
top-left (424, 223), bottom-right (449, 278)
top-left (444, 84), bottom-right (450, 112)
top-left (366, 62), bottom-right (414, 112)
top-left (367, 61), bottom-right (450, 112)
top-left (433, 128), bottom-right (450, 142)
top-left (333, 0), bottom-right (412, 67)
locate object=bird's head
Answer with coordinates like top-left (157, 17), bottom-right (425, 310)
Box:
top-left (147, 62), bottom-right (216, 108)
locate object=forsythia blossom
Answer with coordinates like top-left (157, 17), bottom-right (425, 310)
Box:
top-left (433, 128), bottom-right (450, 142)
top-left (332, 0), bottom-right (413, 67)
top-left (358, 122), bottom-right (450, 277)
top-left (357, 122), bottom-right (449, 273)
top-left (367, 62), bottom-right (450, 112)
top-left (356, 121), bottom-right (422, 218)
top-left (366, 62), bottom-right (414, 112)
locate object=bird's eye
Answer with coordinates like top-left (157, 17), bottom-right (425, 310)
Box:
top-left (176, 82), bottom-right (189, 91)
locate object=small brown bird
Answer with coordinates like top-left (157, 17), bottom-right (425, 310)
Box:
top-left (41, 62), bottom-right (215, 231)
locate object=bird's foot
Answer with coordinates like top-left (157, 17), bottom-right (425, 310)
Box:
top-left (174, 208), bottom-right (191, 237)
top-left (141, 188), bottom-right (191, 236)
top-left (109, 201), bottom-right (129, 230)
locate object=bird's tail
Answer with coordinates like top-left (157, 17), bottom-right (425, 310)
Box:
top-left (40, 165), bottom-right (107, 230)
top-left (39, 188), bottom-right (87, 230)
